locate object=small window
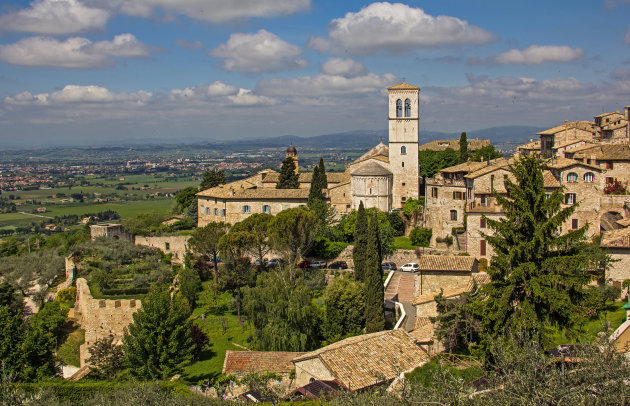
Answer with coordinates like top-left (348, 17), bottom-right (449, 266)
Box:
top-left (545, 194), bottom-right (550, 199)
top-left (606, 177), bottom-right (614, 185)
top-left (566, 172), bottom-right (578, 183)
top-left (396, 99), bottom-right (402, 117)
top-left (480, 218), bottom-right (486, 228)
top-left (564, 193), bottom-right (576, 204)
top-left (572, 218), bottom-right (578, 229)
top-left (606, 162), bottom-right (613, 170)
top-left (480, 240), bottom-right (486, 256)
top-left (404, 99), bottom-right (411, 117)
top-left (431, 187), bottom-right (438, 198)
top-left (480, 196), bottom-right (487, 206)
top-left (200, 205), bottom-right (205, 214)
top-left (583, 172), bottom-right (594, 182)
top-left (450, 210), bottom-right (457, 221)
top-left (401, 146), bottom-right (407, 155)
top-left (402, 161), bottom-right (405, 168)
top-left (205, 207), bottom-right (211, 214)
top-left (453, 191), bottom-right (464, 200)
top-left (214, 208), bottom-right (218, 215)
top-left (402, 182), bottom-right (406, 186)
top-left (165, 242), bottom-right (170, 250)
top-left (214, 198), bottom-right (217, 204)
top-left (242, 205), bottom-right (251, 213)
top-left (402, 197), bottom-right (407, 202)
top-left (221, 209), bottom-right (226, 217)
top-left (262, 205), bottom-right (271, 214)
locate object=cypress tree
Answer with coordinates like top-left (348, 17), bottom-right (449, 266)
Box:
top-left (478, 155), bottom-right (600, 346)
top-left (353, 202), bottom-right (368, 281)
top-left (459, 131), bottom-right (468, 163)
top-left (308, 158), bottom-right (330, 222)
top-left (318, 158), bottom-right (328, 189)
top-left (364, 213), bottom-right (385, 333)
top-left (276, 156), bottom-right (300, 189)
top-left (307, 164), bottom-right (322, 207)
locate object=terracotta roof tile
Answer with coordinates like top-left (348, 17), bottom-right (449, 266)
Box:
top-left (222, 351), bottom-right (305, 376)
top-left (350, 161), bottom-right (392, 176)
top-left (413, 286), bottom-right (469, 305)
top-left (351, 142), bottom-right (389, 165)
top-left (198, 184), bottom-right (310, 199)
top-left (419, 139), bottom-right (490, 152)
top-left (293, 330), bottom-right (428, 391)
top-left (572, 144), bottom-right (630, 161)
top-left (388, 82), bottom-right (420, 90)
top-left (546, 157), bottom-right (601, 171)
top-left (439, 161), bottom-right (487, 174)
top-left (417, 255), bottom-right (477, 272)
top-left (537, 121), bottom-right (595, 135)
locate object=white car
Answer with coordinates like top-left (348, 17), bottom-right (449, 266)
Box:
top-left (310, 260), bottom-right (327, 269)
top-left (399, 263), bottom-right (419, 272)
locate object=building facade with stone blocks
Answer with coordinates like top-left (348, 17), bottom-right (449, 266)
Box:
top-left (89, 224), bottom-right (133, 242)
top-left (601, 228), bottom-right (630, 284)
top-left (538, 121), bottom-right (597, 157)
top-left (567, 143), bottom-right (630, 188)
top-left (413, 272), bottom-right (489, 320)
top-left (134, 235), bottom-right (190, 263)
top-left (414, 255), bottom-right (479, 296)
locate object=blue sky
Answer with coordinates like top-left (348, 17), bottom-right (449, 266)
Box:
top-left (0, 0), bottom-right (629, 147)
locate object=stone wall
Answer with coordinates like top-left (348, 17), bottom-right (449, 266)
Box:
top-left (294, 357), bottom-right (335, 387)
top-left (414, 271), bottom-right (474, 297)
top-left (90, 224), bottom-right (133, 242)
top-left (198, 196), bottom-right (307, 226)
top-left (424, 177), bottom-right (467, 245)
top-left (606, 248), bottom-right (630, 283)
top-left (73, 278), bottom-right (141, 367)
top-left (134, 235), bottom-right (190, 263)
top-left (58, 256), bottom-right (76, 290)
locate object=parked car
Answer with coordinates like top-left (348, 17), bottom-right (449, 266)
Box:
top-left (399, 263), bottom-right (419, 272)
top-left (298, 260), bottom-right (310, 269)
top-left (381, 262), bottom-right (397, 271)
top-left (310, 260), bottom-right (327, 269)
top-left (267, 258), bottom-right (285, 267)
top-left (254, 258), bottom-right (268, 266)
top-left (328, 261), bottom-right (348, 270)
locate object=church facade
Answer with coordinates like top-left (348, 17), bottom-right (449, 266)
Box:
top-left (197, 82), bottom-right (423, 226)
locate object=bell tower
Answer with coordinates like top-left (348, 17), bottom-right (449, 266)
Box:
top-left (388, 82), bottom-right (420, 207)
top-left (286, 144), bottom-right (298, 174)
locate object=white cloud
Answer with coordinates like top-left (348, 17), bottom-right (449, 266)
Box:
top-left (210, 30), bottom-right (307, 73)
top-left (0, 34), bottom-right (152, 68)
top-left (228, 89), bottom-right (277, 106)
top-left (0, 0), bottom-right (109, 35)
top-left (320, 58), bottom-right (367, 77)
top-left (308, 2), bottom-right (495, 55)
top-left (492, 45), bottom-right (584, 65)
top-left (256, 73), bottom-right (398, 97)
top-left (168, 81), bottom-right (239, 101)
top-left (5, 85), bottom-right (151, 105)
top-left (92, 0), bottom-right (309, 23)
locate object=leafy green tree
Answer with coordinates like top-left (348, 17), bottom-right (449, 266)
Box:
top-left (387, 212), bottom-right (405, 236)
top-left (323, 277), bottom-right (365, 342)
top-left (123, 285), bottom-right (193, 380)
top-left (218, 231), bottom-right (254, 324)
top-left (418, 148), bottom-right (459, 178)
top-left (87, 335), bottom-right (124, 379)
top-left (0, 282), bottom-right (22, 314)
top-left (276, 156), bottom-right (299, 189)
top-left (478, 155), bottom-right (601, 347)
top-left (353, 202), bottom-right (368, 282)
top-left (459, 132), bottom-right (468, 163)
top-left (174, 187), bottom-right (198, 214)
top-left (431, 286), bottom-right (482, 353)
top-left (21, 314), bottom-right (59, 381)
top-left (244, 267), bottom-right (320, 351)
top-left (231, 213), bottom-right (273, 271)
top-left (188, 222), bottom-right (230, 295)
top-left (30, 301), bottom-right (68, 347)
top-left (121, 212), bottom-right (168, 236)
top-left (199, 170), bottom-right (226, 190)
top-left (177, 266), bottom-right (201, 309)
top-left (409, 227), bottom-right (432, 247)
top-left (269, 207), bottom-right (319, 264)
top-left (0, 305), bottom-right (25, 380)
top-left (471, 144), bottom-right (502, 162)
top-left (364, 213), bottom-right (385, 333)
top-left (341, 206), bottom-right (395, 257)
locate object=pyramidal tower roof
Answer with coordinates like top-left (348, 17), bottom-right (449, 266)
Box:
top-left (387, 82), bottom-right (420, 91)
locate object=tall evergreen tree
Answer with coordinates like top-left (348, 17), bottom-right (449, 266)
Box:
top-left (353, 202), bottom-right (368, 282)
top-left (123, 285), bottom-right (193, 380)
top-left (199, 170), bottom-right (226, 190)
top-left (477, 155), bottom-right (600, 346)
top-left (318, 158), bottom-right (328, 189)
top-left (276, 156), bottom-right (299, 189)
top-left (459, 132), bottom-right (468, 163)
top-left (307, 164), bottom-right (322, 207)
top-left (308, 158), bottom-right (330, 222)
top-left (364, 213), bottom-right (385, 333)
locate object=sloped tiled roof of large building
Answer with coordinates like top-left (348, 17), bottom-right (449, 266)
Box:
top-left (542, 170), bottom-right (561, 188)
top-left (292, 329), bottom-right (429, 391)
top-left (198, 184), bottom-right (310, 199)
top-left (601, 227), bottom-right (630, 248)
top-left (517, 139), bottom-right (541, 150)
top-left (546, 157), bottom-right (602, 171)
top-left (223, 351), bottom-right (305, 375)
top-left (465, 157), bottom-right (511, 179)
top-left (419, 139), bottom-right (490, 152)
top-left (552, 139), bottom-right (588, 150)
top-left (261, 171), bottom-right (350, 185)
top-left (352, 142), bottom-right (389, 165)
top-left (572, 144), bottom-right (630, 161)
top-left (537, 121), bottom-right (595, 136)
top-left (408, 317), bottom-right (435, 343)
top-left (350, 161), bottom-right (392, 176)
top-left (595, 111), bottom-right (622, 118)
top-left (388, 82), bottom-right (420, 90)
top-left (601, 120), bottom-right (627, 131)
top-left (417, 255), bottom-right (477, 272)
top-left (439, 161), bottom-right (488, 174)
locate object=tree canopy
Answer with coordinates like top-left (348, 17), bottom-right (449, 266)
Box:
top-left (199, 170), bottom-right (226, 190)
top-left (188, 221), bottom-right (229, 295)
top-left (459, 132), bottom-right (468, 163)
top-left (269, 207), bottom-right (319, 264)
top-left (276, 156), bottom-right (300, 189)
top-left (418, 148), bottom-right (459, 178)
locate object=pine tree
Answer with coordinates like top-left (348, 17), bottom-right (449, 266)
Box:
top-left (459, 132), bottom-right (468, 163)
top-left (353, 202), bottom-right (368, 282)
top-left (123, 285), bottom-right (193, 380)
top-left (478, 155), bottom-right (600, 346)
top-left (364, 213), bottom-right (385, 333)
top-left (199, 170), bottom-right (226, 190)
top-left (276, 156), bottom-right (299, 189)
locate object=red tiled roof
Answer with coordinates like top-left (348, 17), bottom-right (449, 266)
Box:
top-left (222, 351), bottom-right (305, 376)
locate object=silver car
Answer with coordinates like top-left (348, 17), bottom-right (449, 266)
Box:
top-left (399, 263), bottom-right (419, 272)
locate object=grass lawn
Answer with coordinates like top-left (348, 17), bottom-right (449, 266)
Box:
top-left (0, 212), bottom-right (43, 227)
top-left (41, 199), bottom-right (175, 219)
top-left (57, 327), bottom-right (85, 367)
top-left (183, 285), bottom-right (254, 384)
top-left (394, 236), bottom-right (419, 250)
top-left (550, 301), bottom-right (627, 347)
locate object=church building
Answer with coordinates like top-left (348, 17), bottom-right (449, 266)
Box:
top-left (197, 82), bottom-right (423, 226)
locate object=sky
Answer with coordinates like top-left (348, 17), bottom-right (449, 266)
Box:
top-left (0, 0), bottom-right (629, 148)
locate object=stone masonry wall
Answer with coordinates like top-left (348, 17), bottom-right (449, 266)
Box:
top-left (74, 278), bottom-right (141, 367)
top-left (134, 235), bottom-right (190, 263)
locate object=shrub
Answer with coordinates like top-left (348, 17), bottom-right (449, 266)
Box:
top-left (307, 237), bottom-right (348, 259)
top-left (409, 227), bottom-right (431, 247)
top-left (436, 236), bottom-right (453, 246)
top-left (56, 286), bottom-right (76, 303)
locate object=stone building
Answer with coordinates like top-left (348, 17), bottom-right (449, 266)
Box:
top-left (89, 224), bottom-right (133, 242)
top-left (567, 143), bottom-right (630, 189)
top-left (538, 121), bottom-right (596, 157)
top-left (601, 227), bottom-right (630, 285)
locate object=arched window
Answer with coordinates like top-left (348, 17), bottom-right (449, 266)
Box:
top-left (401, 146), bottom-right (407, 155)
top-left (404, 99), bottom-right (411, 117)
top-left (567, 172), bottom-right (578, 183)
top-left (584, 172), bottom-right (595, 183)
top-left (396, 99), bottom-right (402, 117)
top-left (242, 205), bottom-right (251, 213)
top-left (262, 205), bottom-right (271, 214)
top-left (450, 210), bottom-right (458, 221)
